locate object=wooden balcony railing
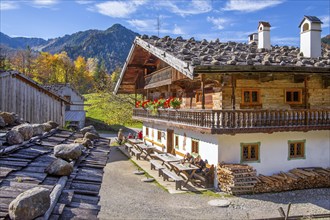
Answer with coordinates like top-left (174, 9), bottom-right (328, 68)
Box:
top-left (144, 66), bottom-right (172, 89)
top-left (133, 108), bottom-right (330, 134)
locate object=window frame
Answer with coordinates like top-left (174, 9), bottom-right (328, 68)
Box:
top-left (191, 139), bottom-right (199, 154)
top-left (240, 142), bottom-right (260, 163)
top-left (195, 91), bottom-right (202, 104)
top-left (241, 89), bottom-right (261, 106)
top-left (157, 130), bottom-right (162, 142)
top-left (174, 135), bottom-right (179, 149)
top-left (285, 89), bottom-right (303, 104)
top-left (288, 140), bottom-right (306, 160)
top-left (145, 127), bottom-right (149, 137)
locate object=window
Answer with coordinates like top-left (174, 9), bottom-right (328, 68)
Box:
top-left (288, 140), bottom-right (305, 159)
top-left (174, 135), bottom-right (179, 149)
top-left (196, 91), bottom-right (202, 103)
top-left (303, 23), bottom-right (309, 32)
top-left (241, 143), bottom-right (260, 162)
top-left (145, 127), bottom-right (149, 136)
top-left (241, 89), bottom-right (260, 105)
top-left (157, 131), bottom-right (162, 142)
top-left (285, 89), bottom-right (302, 104)
top-left (191, 140), bottom-right (199, 154)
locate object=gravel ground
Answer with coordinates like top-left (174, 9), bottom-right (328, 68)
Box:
top-left (98, 146), bottom-right (330, 220)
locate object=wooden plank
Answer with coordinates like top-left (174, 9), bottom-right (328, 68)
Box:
top-left (72, 194), bottom-right (100, 205)
top-left (68, 202), bottom-right (101, 210)
top-left (0, 160), bottom-right (28, 167)
top-left (70, 182), bottom-right (101, 192)
top-left (60, 207), bottom-right (98, 220)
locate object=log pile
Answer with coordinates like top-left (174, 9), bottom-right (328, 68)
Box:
top-left (254, 167), bottom-right (330, 193)
top-left (217, 163), bottom-right (257, 195)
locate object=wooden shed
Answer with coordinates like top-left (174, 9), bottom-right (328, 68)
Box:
top-left (0, 71), bottom-right (69, 126)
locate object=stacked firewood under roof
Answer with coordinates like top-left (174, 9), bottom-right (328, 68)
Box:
top-left (254, 167), bottom-right (330, 193)
top-left (218, 163), bottom-right (330, 195)
top-left (217, 163), bottom-right (257, 195)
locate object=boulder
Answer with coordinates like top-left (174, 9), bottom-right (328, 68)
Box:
top-left (44, 158), bottom-right (73, 176)
top-left (32, 124), bottom-right (44, 136)
top-left (0, 112), bottom-right (15, 125)
top-left (0, 116), bottom-right (5, 127)
top-left (54, 143), bottom-right (83, 161)
top-left (13, 124), bottom-right (33, 141)
top-left (80, 125), bottom-right (97, 135)
top-left (46, 121), bottom-right (59, 129)
top-left (6, 130), bottom-right (24, 145)
top-left (84, 132), bottom-right (99, 141)
top-left (8, 187), bottom-right (50, 220)
top-left (74, 138), bottom-right (93, 148)
top-left (42, 123), bottom-right (52, 132)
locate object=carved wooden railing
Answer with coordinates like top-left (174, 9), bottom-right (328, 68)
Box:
top-left (133, 108), bottom-right (330, 134)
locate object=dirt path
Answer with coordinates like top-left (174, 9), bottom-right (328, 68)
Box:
top-left (98, 145), bottom-right (330, 219)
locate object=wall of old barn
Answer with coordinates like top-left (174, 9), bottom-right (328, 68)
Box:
top-left (0, 73), bottom-right (65, 126)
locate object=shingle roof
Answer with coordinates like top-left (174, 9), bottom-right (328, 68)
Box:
top-left (299, 15), bottom-right (323, 27)
top-left (0, 128), bottom-right (110, 219)
top-left (44, 83), bottom-right (85, 100)
top-left (140, 35), bottom-right (330, 68)
top-left (258, 21), bottom-right (271, 28)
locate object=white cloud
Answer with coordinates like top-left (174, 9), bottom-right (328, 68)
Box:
top-left (32, 0), bottom-right (58, 7)
top-left (207, 16), bottom-right (229, 30)
top-left (158, 0), bottom-right (212, 17)
top-left (94, 0), bottom-right (147, 18)
top-left (128, 19), bottom-right (156, 32)
top-left (0, 1), bottom-right (19, 10)
top-left (173, 24), bottom-right (185, 35)
top-left (223, 0), bottom-right (284, 13)
top-left (320, 15), bottom-right (329, 28)
top-left (76, 0), bottom-right (94, 4)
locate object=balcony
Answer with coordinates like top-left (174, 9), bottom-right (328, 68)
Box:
top-left (144, 66), bottom-right (172, 89)
top-left (133, 108), bottom-right (330, 134)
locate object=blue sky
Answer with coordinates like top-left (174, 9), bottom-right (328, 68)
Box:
top-left (0, 0), bottom-right (329, 46)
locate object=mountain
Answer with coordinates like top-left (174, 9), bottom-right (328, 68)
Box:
top-left (321, 35), bottom-right (330, 49)
top-left (0, 24), bottom-right (139, 72)
top-left (0, 32), bottom-right (46, 49)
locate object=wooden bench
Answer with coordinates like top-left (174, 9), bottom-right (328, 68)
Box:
top-left (193, 164), bottom-right (215, 188)
top-left (162, 169), bottom-right (183, 190)
top-left (125, 143), bottom-right (133, 153)
top-left (130, 148), bottom-right (141, 160)
top-left (150, 160), bottom-right (165, 177)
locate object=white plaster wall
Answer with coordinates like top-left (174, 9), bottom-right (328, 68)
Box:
top-left (143, 122), bottom-right (219, 165)
top-left (258, 26), bottom-right (271, 49)
top-left (218, 130), bottom-right (330, 175)
top-left (300, 20), bottom-right (322, 58)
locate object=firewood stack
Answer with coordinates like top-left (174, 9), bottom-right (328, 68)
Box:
top-left (217, 163), bottom-right (257, 195)
top-left (254, 167), bottom-right (330, 193)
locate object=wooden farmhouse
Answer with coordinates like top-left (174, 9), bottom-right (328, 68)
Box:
top-left (114, 17), bottom-right (330, 186)
top-left (0, 71), bottom-right (69, 126)
top-left (44, 84), bottom-right (86, 129)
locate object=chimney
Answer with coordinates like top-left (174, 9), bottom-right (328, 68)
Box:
top-left (248, 33), bottom-right (258, 45)
top-left (258, 21), bottom-right (271, 49)
top-left (299, 15), bottom-right (323, 58)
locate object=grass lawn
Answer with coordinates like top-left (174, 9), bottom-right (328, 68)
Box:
top-left (84, 93), bottom-right (142, 130)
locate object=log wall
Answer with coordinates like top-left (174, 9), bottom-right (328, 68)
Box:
top-left (0, 73), bottom-right (65, 126)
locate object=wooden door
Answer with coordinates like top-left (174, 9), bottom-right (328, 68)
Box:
top-left (166, 129), bottom-right (174, 153)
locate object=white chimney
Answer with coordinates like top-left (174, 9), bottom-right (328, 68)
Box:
top-left (258, 21), bottom-right (271, 49)
top-left (248, 33), bottom-right (258, 45)
top-left (299, 15), bottom-right (323, 58)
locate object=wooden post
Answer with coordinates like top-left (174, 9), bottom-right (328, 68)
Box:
top-left (304, 76), bottom-right (308, 109)
top-left (201, 74), bottom-right (205, 110)
top-left (231, 75), bottom-right (236, 110)
top-left (168, 84), bottom-right (171, 98)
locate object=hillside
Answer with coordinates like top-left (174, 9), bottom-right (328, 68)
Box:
top-left (321, 34), bottom-right (330, 49)
top-left (0, 24), bottom-right (139, 72)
